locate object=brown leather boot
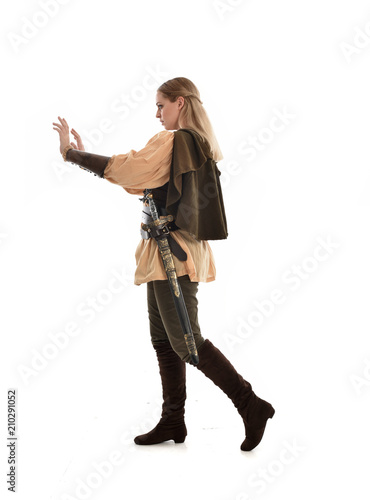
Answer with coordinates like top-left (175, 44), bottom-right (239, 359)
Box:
top-left (194, 339), bottom-right (274, 451)
top-left (134, 341), bottom-right (187, 445)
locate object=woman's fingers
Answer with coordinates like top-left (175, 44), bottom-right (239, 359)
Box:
top-left (53, 118), bottom-right (71, 142)
top-left (53, 116), bottom-right (71, 155)
top-left (57, 116), bottom-right (69, 130)
top-left (53, 119), bottom-right (71, 133)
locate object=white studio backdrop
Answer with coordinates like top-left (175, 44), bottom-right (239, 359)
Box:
top-left (1, 0), bottom-right (370, 499)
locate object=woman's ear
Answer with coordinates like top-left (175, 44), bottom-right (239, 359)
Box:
top-left (177, 96), bottom-right (185, 110)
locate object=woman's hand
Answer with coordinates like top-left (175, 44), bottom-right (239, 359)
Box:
top-left (52, 116), bottom-right (71, 154)
top-left (70, 127), bottom-right (85, 151)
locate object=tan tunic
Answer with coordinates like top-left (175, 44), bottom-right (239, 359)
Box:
top-left (103, 130), bottom-right (216, 286)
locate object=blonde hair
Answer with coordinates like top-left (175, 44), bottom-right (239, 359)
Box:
top-left (157, 77), bottom-right (223, 162)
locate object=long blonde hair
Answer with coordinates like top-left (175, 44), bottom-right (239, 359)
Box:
top-left (157, 77), bottom-right (223, 162)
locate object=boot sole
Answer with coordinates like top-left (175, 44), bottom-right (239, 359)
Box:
top-left (134, 424), bottom-right (187, 445)
top-left (135, 436), bottom-right (186, 445)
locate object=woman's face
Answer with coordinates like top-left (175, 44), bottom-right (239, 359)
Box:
top-left (156, 91), bottom-right (184, 130)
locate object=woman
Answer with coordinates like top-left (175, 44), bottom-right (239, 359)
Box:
top-left (52, 77), bottom-right (275, 451)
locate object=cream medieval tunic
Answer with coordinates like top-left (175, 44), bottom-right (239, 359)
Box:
top-left (103, 130), bottom-right (216, 286)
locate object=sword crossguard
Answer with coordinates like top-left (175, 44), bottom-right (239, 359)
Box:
top-left (141, 215), bottom-right (173, 233)
top-left (159, 214), bottom-right (174, 224)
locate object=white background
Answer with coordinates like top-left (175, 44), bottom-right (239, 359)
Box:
top-left (1, 0), bottom-right (370, 499)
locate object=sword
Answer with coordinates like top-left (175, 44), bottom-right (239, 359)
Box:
top-left (139, 189), bottom-right (199, 365)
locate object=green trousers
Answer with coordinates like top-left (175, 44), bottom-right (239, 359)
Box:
top-left (147, 274), bottom-right (206, 363)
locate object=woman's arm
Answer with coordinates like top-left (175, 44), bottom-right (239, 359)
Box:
top-left (53, 117), bottom-right (175, 189)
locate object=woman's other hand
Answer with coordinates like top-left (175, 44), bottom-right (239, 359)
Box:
top-left (70, 127), bottom-right (85, 151)
top-left (52, 116), bottom-right (71, 154)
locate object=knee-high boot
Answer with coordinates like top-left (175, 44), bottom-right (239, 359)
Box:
top-left (193, 339), bottom-right (275, 451)
top-left (134, 341), bottom-right (187, 445)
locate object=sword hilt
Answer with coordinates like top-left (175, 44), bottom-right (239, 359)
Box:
top-left (141, 191), bottom-right (160, 222)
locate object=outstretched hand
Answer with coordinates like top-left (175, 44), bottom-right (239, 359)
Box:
top-left (70, 127), bottom-right (85, 151)
top-left (52, 116), bottom-right (85, 154)
top-left (52, 116), bottom-right (71, 154)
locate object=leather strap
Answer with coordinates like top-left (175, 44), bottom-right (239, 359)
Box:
top-left (168, 234), bottom-right (188, 261)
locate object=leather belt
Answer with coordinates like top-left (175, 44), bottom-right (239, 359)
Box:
top-left (140, 204), bottom-right (188, 262)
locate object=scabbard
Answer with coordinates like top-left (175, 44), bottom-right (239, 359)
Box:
top-left (155, 235), bottom-right (199, 365)
top-left (140, 190), bottom-right (199, 365)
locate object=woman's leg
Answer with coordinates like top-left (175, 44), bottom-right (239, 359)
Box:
top-left (193, 340), bottom-right (275, 451)
top-left (134, 280), bottom-right (187, 445)
top-left (151, 275), bottom-right (206, 362)
top-left (139, 277), bottom-right (274, 450)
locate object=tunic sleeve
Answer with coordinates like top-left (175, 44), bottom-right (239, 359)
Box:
top-left (103, 130), bottom-right (174, 195)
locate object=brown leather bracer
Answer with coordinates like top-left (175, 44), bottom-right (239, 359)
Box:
top-left (65, 149), bottom-right (111, 178)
